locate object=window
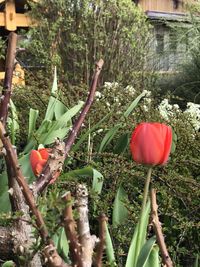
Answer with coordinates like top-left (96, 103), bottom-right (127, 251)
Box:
top-left (156, 33), bottom-right (164, 53)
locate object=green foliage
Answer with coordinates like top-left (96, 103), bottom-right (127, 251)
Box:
top-left (112, 186), bottom-right (129, 226)
top-left (0, 73), bottom-right (83, 213)
top-left (136, 236), bottom-right (157, 267)
top-left (0, 2), bottom-right (199, 266)
top-left (53, 227), bottom-right (70, 263)
top-left (1, 261), bottom-right (16, 267)
top-left (105, 223), bottom-right (116, 265)
top-left (125, 201), bottom-right (150, 267)
top-left (0, 36), bottom-right (6, 61)
top-left (24, 0), bottom-right (151, 85)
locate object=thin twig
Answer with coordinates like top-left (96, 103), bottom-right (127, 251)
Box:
top-left (62, 192), bottom-right (83, 267)
top-left (150, 188), bottom-right (173, 267)
top-left (94, 214), bottom-right (107, 267)
top-left (35, 59), bottom-right (104, 194)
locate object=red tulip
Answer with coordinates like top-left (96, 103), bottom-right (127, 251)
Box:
top-left (30, 148), bottom-right (50, 177)
top-left (130, 122), bottom-right (172, 166)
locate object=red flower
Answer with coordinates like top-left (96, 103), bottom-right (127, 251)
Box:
top-left (30, 148), bottom-right (50, 176)
top-left (130, 122), bottom-right (172, 166)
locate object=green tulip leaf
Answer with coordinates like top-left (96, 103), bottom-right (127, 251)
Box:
top-left (113, 133), bottom-right (129, 154)
top-left (64, 167), bottom-right (103, 193)
top-left (98, 124), bottom-right (121, 153)
top-left (92, 169), bottom-right (104, 194)
top-left (144, 245), bottom-right (160, 267)
top-left (51, 66), bottom-right (58, 95)
top-left (8, 99), bottom-right (19, 145)
top-left (105, 222), bottom-right (116, 265)
top-left (125, 201), bottom-right (150, 267)
top-left (136, 236), bottom-right (157, 267)
top-left (112, 186), bottom-right (129, 226)
top-left (171, 128), bottom-right (177, 154)
top-left (28, 108), bottom-right (39, 140)
top-left (194, 254), bottom-right (199, 267)
top-left (57, 227), bottom-right (69, 261)
top-left (124, 91), bottom-right (146, 118)
top-left (24, 101), bottom-right (83, 153)
top-left (54, 100), bottom-right (68, 120)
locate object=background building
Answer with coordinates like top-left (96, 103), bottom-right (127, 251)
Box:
top-left (136, 0), bottom-right (196, 72)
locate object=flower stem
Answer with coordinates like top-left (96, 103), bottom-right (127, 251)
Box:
top-left (134, 167), bottom-right (152, 266)
top-left (141, 167), bottom-right (152, 214)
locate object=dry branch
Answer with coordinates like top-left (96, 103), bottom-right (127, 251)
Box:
top-left (35, 59), bottom-right (104, 194)
top-left (150, 188), bottom-right (173, 267)
top-left (76, 184), bottom-right (98, 267)
top-left (94, 214), bottom-right (107, 267)
top-left (0, 32), bottom-right (17, 126)
top-left (62, 192), bottom-right (83, 267)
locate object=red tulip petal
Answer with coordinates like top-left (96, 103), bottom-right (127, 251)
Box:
top-left (30, 150), bottom-right (43, 175)
top-left (38, 148), bottom-right (50, 160)
top-left (35, 159), bottom-right (47, 176)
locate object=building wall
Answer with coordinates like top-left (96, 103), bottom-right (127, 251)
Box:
top-left (138, 0), bottom-right (194, 14)
top-left (146, 23), bottom-right (190, 72)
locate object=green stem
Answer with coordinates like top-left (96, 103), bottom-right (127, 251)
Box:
top-left (141, 167), bottom-right (152, 215)
top-left (134, 167), bottom-right (152, 266)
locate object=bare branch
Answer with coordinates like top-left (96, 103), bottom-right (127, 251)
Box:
top-left (75, 184), bottom-right (98, 267)
top-left (0, 32), bottom-right (17, 126)
top-left (62, 192), bottom-right (83, 267)
top-left (150, 188), bottom-right (173, 267)
top-left (35, 59), bottom-right (104, 194)
top-left (94, 214), bottom-right (107, 267)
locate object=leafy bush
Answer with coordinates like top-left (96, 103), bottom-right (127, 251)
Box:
top-left (21, 0), bottom-right (151, 85)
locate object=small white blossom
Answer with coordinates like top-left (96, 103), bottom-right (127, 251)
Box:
top-left (106, 102), bottom-right (111, 107)
top-left (95, 91), bottom-right (102, 98)
top-left (97, 129), bottom-right (103, 133)
top-left (114, 97), bottom-right (119, 103)
top-left (143, 90), bottom-right (151, 97)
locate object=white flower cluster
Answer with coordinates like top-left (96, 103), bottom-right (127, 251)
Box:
top-left (158, 99), bottom-right (180, 120)
top-left (158, 99), bottom-right (200, 130)
top-left (125, 85), bottom-right (136, 96)
top-left (184, 102), bottom-right (200, 130)
top-left (104, 82), bottom-right (119, 90)
top-left (142, 90), bottom-right (152, 111)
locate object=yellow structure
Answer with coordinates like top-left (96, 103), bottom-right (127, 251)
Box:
top-left (0, 62), bottom-right (25, 85)
top-left (0, 0), bottom-right (38, 31)
top-left (138, 0), bottom-right (195, 14)
top-left (0, 0), bottom-right (37, 85)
